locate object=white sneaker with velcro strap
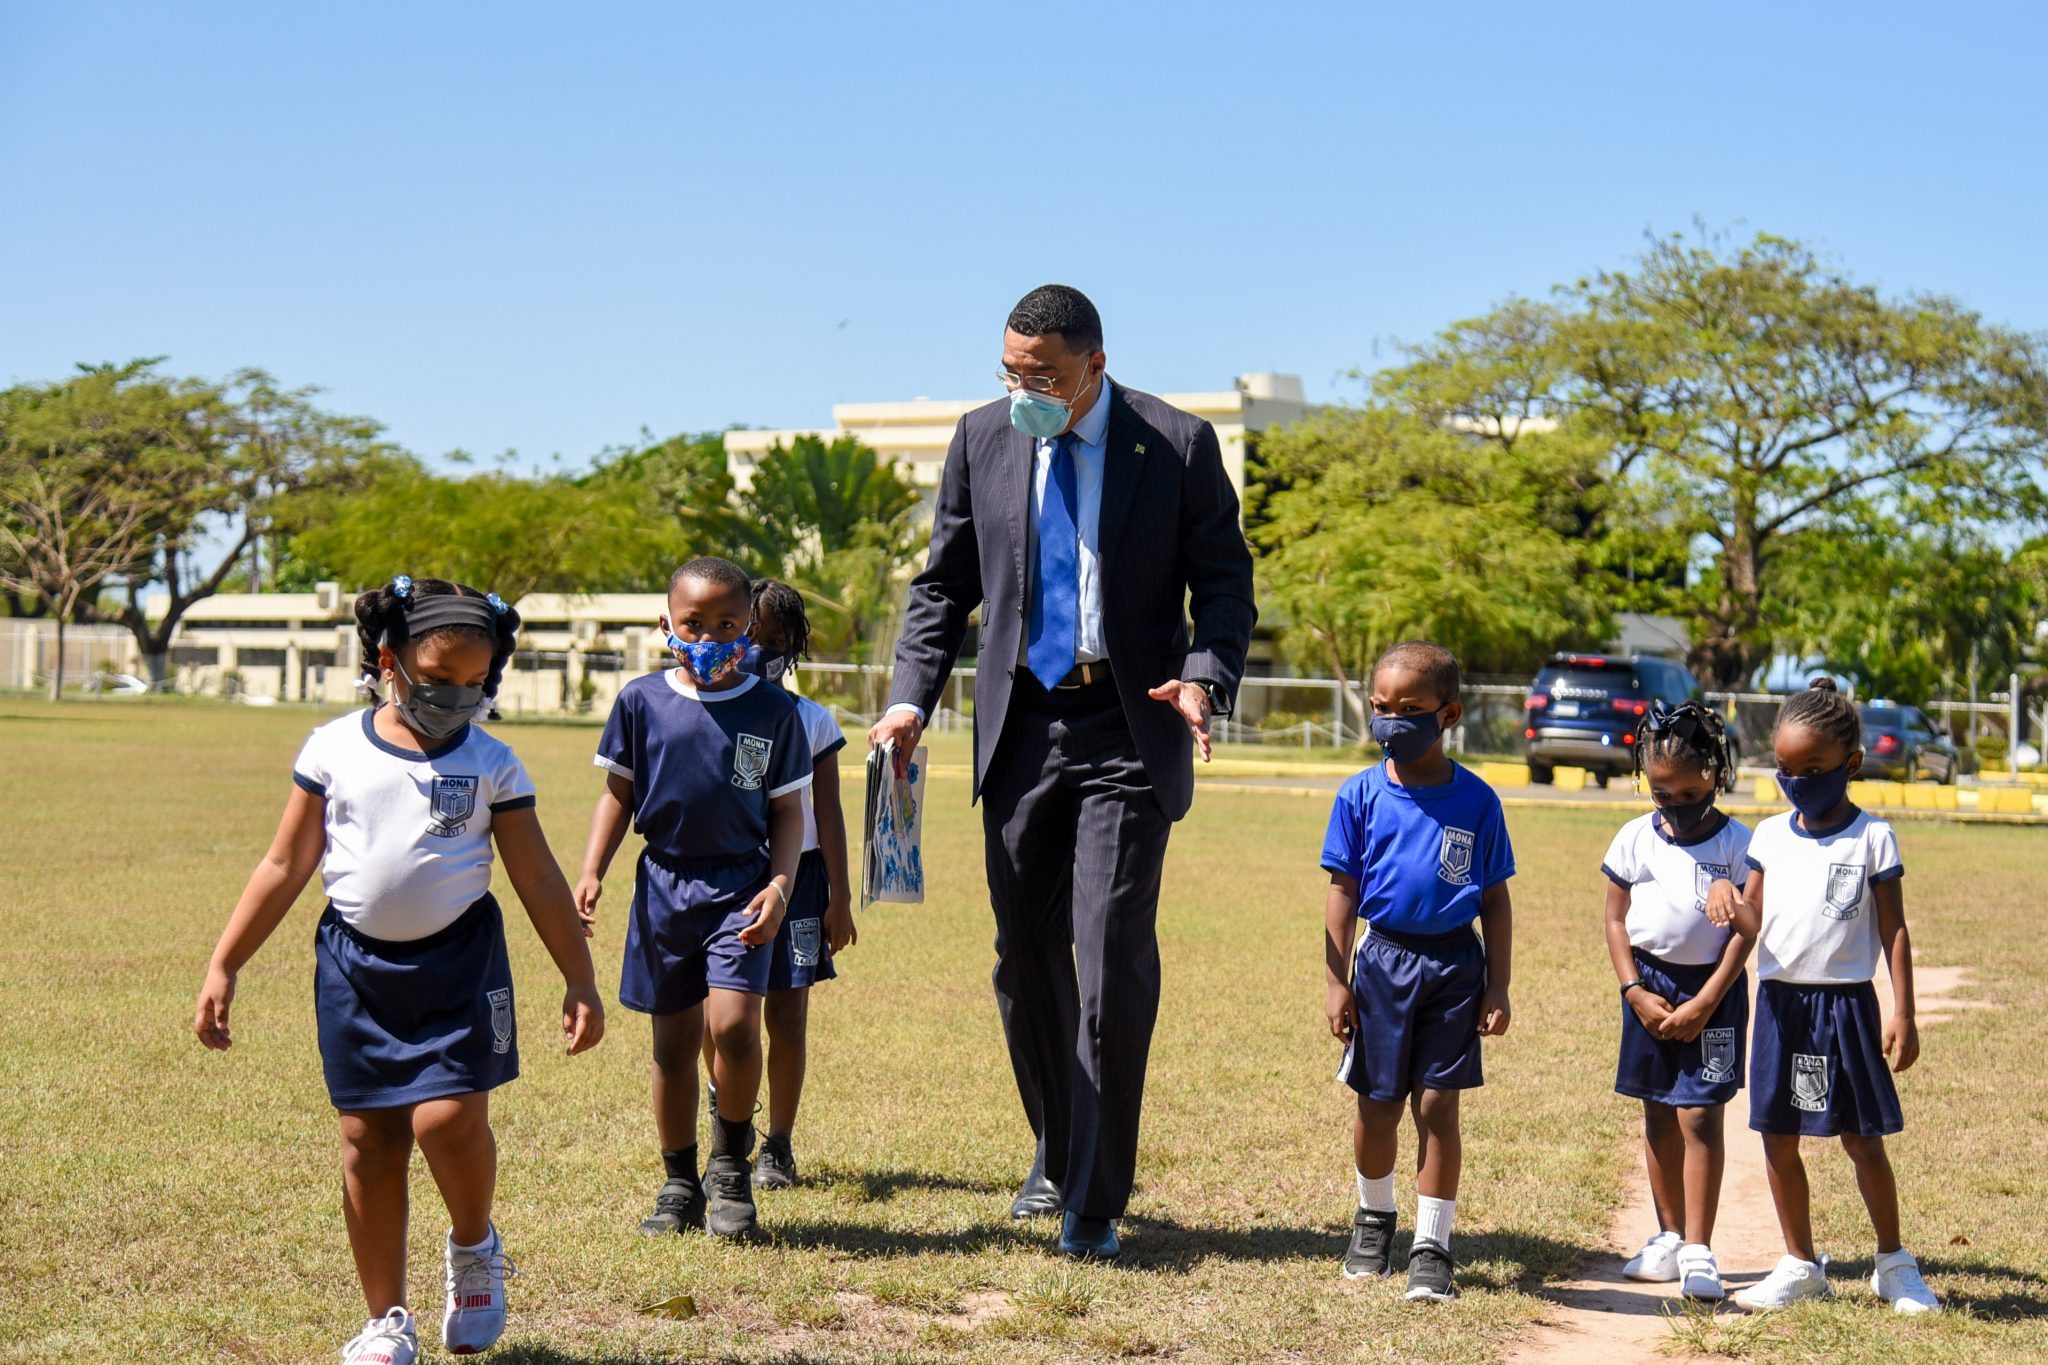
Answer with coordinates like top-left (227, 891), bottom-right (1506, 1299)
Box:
top-left (1677, 1242), bottom-right (1726, 1301)
top-left (1872, 1247), bottom-right (1940, 1314)
top-left (1734, 1253), bottom-right (1833, 1310)
top-left (1622, 1229), bottom-right (1682, 1282)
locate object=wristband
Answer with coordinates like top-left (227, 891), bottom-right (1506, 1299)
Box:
top-left (1620, 978), bottom-right (1646, 998)
top-left (767, 881), bottom-right (789, 906)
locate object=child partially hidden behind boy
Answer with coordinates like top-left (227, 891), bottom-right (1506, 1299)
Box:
top-left (1321, 642), bottom-right (1514, 1301)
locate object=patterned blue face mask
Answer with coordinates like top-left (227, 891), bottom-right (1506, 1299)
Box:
top-left (668, 631), bottom-right (750, 684)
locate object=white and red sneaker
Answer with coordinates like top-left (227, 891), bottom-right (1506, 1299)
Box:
top-left (442, 1224), bottom-right (517, 1354)
top-left (341, 1307), bottom-right (418, 1365)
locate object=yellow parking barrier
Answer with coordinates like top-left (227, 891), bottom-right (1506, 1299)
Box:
top-left (1553, 766), bottom-right (1588, 792)
top-left (1932, 786), bottom-right (1959, 811)
top-left (1902, 785), bottom-right (1936, 810)
top-left (1480, 762), bottom-right (1532, 788)
top-left (1754, 775), bottom-right (1781, 803)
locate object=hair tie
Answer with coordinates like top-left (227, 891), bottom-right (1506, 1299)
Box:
top-left (393, 574), bottom-right (414, 601)
top-left (353, 676), bottom-right (378, 699)
top-left (486, 592), bottom-right (508, 615)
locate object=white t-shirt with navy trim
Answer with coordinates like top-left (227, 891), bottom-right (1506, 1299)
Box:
top-left (1602, 810), bottom-right (1752, 966)
top-left (293, 708), bottom-right (536, 942)
top-left (792, 694), bottom-right (847, 854)
top-left (1745, 808), bottom-right (1903, 984)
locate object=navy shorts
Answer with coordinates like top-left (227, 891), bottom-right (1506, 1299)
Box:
top-left (314, 893), bottom-right (518, 1111)
top-left (1750, 979), bottom-right (1903, 1138)
top-left (620, 850), bottom-right (774, 1014)
top-left (766, 848), bottom-right (838, 992)
top-left (1616, 950), bottom-right (1747, 1108)
top-left (1338, 925), bottom-right (1486, 1102)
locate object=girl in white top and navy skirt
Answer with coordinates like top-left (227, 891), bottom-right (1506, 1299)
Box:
top-left (193, 578), bottom-right (606, 1365)
top-left (1725, 679), bottom-right (1939, 1315)
top-left (1601, 702), bottom-right (1754, 1303)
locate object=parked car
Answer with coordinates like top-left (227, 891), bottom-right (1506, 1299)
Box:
top-left (1523, 653), bottom-right (1738, 789)
top-left (1859, 702), bottom-right (1957, 783)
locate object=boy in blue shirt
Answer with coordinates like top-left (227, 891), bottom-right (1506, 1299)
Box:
top-left (1321, 641), bottom-right (1515, 1301)
top-left (577, 557), bottom-right (813, 1240)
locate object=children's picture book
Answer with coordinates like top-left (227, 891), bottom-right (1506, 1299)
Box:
top-left (862, 742), bottom-right (927, 905)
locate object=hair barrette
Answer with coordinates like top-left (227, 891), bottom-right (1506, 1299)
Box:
top-left (486, 592), bottom-right (508, 615)
top-left (393, 574), bottom-right (414, 601)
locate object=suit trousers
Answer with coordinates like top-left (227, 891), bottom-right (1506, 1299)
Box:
top-left (980, 674), bottom-right (1173, 1220)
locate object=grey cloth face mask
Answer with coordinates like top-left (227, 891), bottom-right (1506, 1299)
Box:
top-left (392, 659), bottom-right (482, 742)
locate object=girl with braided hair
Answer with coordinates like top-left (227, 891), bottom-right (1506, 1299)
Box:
top-left (1600, 700), bottom-right (1754, 1301)
top-left (1725, 678), bottom-right (1939, 1314)
top-left (193, 575), bottom-right (605, 1365)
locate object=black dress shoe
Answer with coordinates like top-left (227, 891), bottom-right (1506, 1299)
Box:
top-left (1057, 1212), bottom-right (1120, 1261)
top-left (1010, 1154), bottom-right (1062, 1219)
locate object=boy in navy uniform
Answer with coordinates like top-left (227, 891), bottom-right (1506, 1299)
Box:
top-left (578, 558), bottom-right (813, 1239)
top-left (1320, 642), bottom-right (1514, 1301)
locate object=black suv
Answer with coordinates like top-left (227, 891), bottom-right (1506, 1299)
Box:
top-left (1524, 653), bottom-right (1736, 788)
top-left (1858, 702), bottom-right (1958, 783)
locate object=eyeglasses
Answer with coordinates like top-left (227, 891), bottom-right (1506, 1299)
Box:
top-left (996, 366), bottom-right (1079, 396)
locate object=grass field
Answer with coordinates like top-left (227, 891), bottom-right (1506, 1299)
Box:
top-left (1, 697), bottom-right (2044, 1364)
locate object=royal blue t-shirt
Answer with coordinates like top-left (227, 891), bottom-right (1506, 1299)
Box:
top-left (595, 670), bottom-right (814, 862)
top-left (1320, 762), bottom-right (1516, 934)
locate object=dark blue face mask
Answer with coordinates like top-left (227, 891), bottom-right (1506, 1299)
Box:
top-left (1780, 765), bottom-right (1853, 823)
top-left (742, 644), bottom-right (797, 683)
top-left (1371, 709), bottom-right (1445, 764)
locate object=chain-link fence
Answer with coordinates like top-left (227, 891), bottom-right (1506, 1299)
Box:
top-left (0, 621), bottom-right (138, 692)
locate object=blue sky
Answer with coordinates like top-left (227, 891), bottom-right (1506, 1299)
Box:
top-left (3, 2), bottom-right (2043, 470)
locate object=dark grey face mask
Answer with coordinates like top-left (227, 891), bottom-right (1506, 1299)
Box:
top-left (393, 659), bottom-right (482, 742)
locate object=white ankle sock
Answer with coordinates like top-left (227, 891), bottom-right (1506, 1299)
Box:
top-left (1415, 1195), bottom-right (1455, 1248)
top-left (1356, 1169), bottom-right (1395, 1213)
top-left (452, 1225), bottom-right (496, 1255)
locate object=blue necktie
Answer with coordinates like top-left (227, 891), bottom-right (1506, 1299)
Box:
top-left (1028, 433), bottom-right (1079, 690)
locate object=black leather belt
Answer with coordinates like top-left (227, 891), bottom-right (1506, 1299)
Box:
top-left (1056, 661), bottom-right (1113, 689)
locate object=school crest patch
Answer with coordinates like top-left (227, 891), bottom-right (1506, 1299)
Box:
top-left (1437, 827), bottom-right (1476, 886)
top-left (1792, 1052), bottom-right (1829, 1112)
top-left (1824, 862), bottom-right (1865, 920)
top-left (791, 917), bottom-right (822, 968)
top-left (487, 987), bottom-right (513, 1055)
top-left (732, 733), bottom-right (772, 790)
top-left (1700, 1027), bottom-right (1737, 1083)
top-left (427, 775), bottom-right (479, 838)
top-left (1694, 862), bottom-right (1731, 913)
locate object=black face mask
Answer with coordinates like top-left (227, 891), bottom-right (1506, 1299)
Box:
top-left (1657, 795), bottom-right (1717, 836)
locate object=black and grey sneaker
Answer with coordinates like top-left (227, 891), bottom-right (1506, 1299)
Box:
top-left (1404, 1238), bottom-right (1456, 1302)
top-left (704, 1123), bottom-right (759, 1238)
top-left (636, 1176), bottom-right (705, 1236)
top-left (754, 1133), bottom-right (798, 1190)
top-left (1343, 1208), bottom-right (1397, 1279)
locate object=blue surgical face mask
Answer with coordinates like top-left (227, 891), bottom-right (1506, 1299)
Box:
top-left (742, 643), bottom-right (796, 684)
top-left (1780, 765), bottom-right (1853, 824)
top-left (1371, 709), bottom-right (1445, 765)
top-left (668, 632), bottom-right (750, 685)
top-left (1007, 368), bottom-right (1099, 439)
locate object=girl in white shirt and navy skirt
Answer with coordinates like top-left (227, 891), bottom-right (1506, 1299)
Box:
top-left (193, 577), bottom-right (605, 1365)
top-left (1601, 702), bottom-right (1754, 1303)
top-left (1725, 678), bottom-right (1939, 1315)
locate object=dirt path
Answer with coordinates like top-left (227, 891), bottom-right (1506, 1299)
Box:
top-left (1504, 965), bottom-right (1984, 1364)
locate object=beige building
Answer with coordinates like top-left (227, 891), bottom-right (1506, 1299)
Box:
top-left (724, 372), bottom-right (1316, 508)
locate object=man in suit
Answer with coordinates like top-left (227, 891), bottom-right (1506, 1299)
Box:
top-left (868, 284), bottom-right (1256, 1259)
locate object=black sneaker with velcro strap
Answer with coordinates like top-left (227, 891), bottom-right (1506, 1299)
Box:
top-left (1343, 1208), bottom-right (1397, 1279)
top-left (637, 1175), bottom-right (705, 1235)
top-left (1404, 1238), bottom-right (1457, 1302)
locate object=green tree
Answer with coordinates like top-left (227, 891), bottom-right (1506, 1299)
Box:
top-left (1368, 231), bottom-right (2048, 688)
top-left (77, 368), bottom-right (394, 680)
top-left (584, 429), bottom-right (750, 581)
top-left (739, 435), bottom-right (928, 677)
top-left (0, 369), bottom-right (174, 697)
top-left (1254, 406), bottom-right (1605, 728)
top-left (288, 462), bottom-right (668, 602)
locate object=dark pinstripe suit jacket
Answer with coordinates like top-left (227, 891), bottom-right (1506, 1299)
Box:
top-left (887, 381), bottom-right (1257, 821)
